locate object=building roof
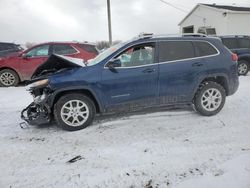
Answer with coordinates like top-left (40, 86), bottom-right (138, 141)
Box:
top-left (179, 4), bottom-right (250, 26)
top-left (202, 4), bottom-right (250, 12)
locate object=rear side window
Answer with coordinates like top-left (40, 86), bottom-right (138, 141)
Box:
top-left (159, 41), bottom-right (195, 62)
top-left (194, 41), bottom-right (218, 56)
top-left (78, 44), bottom-right (98, 54)
top-left (222, 38), bottom-right (238, 49)
top-left (53, 44), bottom-right (77, 55)
top-left (238, 38), bottom-right (250, 48)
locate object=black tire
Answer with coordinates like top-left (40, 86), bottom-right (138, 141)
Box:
top-left (194, 81), bottom-right (226, 116)
top-left (54, 93), bottom-right (96, 131)
top-left (0, 69), bottom-right (19, 87)
top-left (238, 60), bottom-right (249, 76)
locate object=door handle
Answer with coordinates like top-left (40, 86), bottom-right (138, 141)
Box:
top-left (142, 68), bottom-right (155, 73)
top-left (192, 62), bottom-right (204, 67)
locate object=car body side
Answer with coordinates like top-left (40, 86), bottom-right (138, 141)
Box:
top-left (45, 37), bottom-right (238, 115)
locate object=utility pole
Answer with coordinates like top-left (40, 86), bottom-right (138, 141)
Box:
top-left (107, 0), bottom-right (112, 46)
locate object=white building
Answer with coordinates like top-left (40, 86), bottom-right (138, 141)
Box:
top-left (179, 4), bottom-right (250, 36)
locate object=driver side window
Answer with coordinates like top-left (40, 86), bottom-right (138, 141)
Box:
top-left (115, 43), bottom-right (155, 67)
top-left (26, 45), bottom-right (49, 57)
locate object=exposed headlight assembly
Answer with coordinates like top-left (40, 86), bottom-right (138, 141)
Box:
top-left (26, 79), bottom-right (49, 90)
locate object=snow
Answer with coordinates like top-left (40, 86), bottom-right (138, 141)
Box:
top-left (0, 76), bottom-right (250, 188)
top-left (175, 154), bottom-right (250, 188)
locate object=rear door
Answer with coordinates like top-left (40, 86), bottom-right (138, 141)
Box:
top-left (158, 40), bottom-right (207, 104)
top-left (100, 42), bottom-right (159, 112)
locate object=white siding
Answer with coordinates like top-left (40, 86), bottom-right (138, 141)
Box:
top-left (226, 13), bottom-right (250, 35)
top-left (180, 5), bottom-right (250, 35)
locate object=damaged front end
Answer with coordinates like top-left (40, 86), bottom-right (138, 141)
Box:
top-left (21, 54), bottom-right (86, 126)
top-left (21, 79), bottom-right (52, 125)
top-left (21, 54), bottom-right (86, 125)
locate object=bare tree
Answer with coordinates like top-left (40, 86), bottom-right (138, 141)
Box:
top-left (96, 40), bottom-right (122, 50)
top-left (25, 42), bottom-right (36, 49)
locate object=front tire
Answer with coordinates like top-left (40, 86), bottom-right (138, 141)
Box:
top-left (54, 94), bottom-right (96, 131)
top-left (238, 60), bottom-right (249, 76)
top-left (194, 82), bottom-right (226, 116)
top-left (0, 69), bottom-right (19, 87)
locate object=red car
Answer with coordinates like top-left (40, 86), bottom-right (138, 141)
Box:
top-left (0, 42), bottom-right (98, 87)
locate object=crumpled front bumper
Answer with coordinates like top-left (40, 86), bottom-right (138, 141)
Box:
top-left (21, 93), bottom-right (52, 125)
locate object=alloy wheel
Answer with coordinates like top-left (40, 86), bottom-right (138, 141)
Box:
top-left (0, 72), bottom-right (16, 86)
top-left (60, 100), bottom-right (90, 127)
top-left (201, 88), bottom-right (222, 112)
top-left (238, 63), bottom-right (248, 75)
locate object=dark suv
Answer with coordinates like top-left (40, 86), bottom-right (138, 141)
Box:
top-left (22, 34), bottom-right (239, 131)
top-left (0, 42), bottom-right (23, 58)
top-left (221, 35), bottom-right (250, 75)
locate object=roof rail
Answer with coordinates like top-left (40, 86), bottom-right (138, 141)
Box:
top-left (235, 35), bottom-right (250, 38)
top-left (133, 33), bottom-right (211, 41)
top-left (220, 35), bottom-right (250, 38)
top-left (182, 33), bottom-right (208, 37)
top-left (138, 32), bottom-right (154, 39)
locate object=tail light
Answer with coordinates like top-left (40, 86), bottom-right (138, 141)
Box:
top-left (231, 53), bottom-right (238, 61)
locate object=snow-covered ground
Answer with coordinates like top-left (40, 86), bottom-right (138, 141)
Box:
top-left (0, 76), bottom-right (250, 188)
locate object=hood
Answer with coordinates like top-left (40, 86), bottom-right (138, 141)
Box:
top-left (31, 54), bottom-right (86, 79)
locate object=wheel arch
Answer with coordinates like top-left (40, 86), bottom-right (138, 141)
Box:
top-left (51, 88), bottom-right (103, 114)
top-left (192, 75), bottom-right (229, 99)
top-left (238, 55), bottom-right (250, 65)
top-left (0, 67), bottom-right (22, 82)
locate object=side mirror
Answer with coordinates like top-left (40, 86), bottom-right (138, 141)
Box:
top-left (107, 58), bottom-right (121, 70)
top-left (22, 53), bottom-right (31, 59)
top-left (22, 53), bottom-right (27, 59)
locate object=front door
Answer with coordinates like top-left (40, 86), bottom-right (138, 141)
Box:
top-left (100, 42), bottom-right (158, 112)
top-left (19, 44), bottom-right (51, 80)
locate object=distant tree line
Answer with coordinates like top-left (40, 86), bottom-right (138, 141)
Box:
top-left (96, 40), bottom-right (122, 50)
top-left (25, 42), bottom-right (37, 49)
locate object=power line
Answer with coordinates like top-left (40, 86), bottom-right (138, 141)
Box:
top-left (159, 0), bottom-right (205, 20)
top-left (159, 0), bottom-right (190, 14)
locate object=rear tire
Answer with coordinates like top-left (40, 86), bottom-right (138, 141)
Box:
top-left (0, 69), bottom-right (19, 87)
top-left (238, 60), bottom-right (249, 76)
top-left (54, 94), bottom-right (96, 131)
top-left (194, 82), bottom-right (226, 116)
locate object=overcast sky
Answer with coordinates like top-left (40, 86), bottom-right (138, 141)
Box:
top-left (0, 0), bottom-right (250, 44)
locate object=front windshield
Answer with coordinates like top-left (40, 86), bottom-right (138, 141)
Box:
top-left (87, 42), bottom-right (125, 66)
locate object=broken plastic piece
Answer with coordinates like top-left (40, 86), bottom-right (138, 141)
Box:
top-left (19, 122), bottom-right (28, 129)
top-left (67, 155), bottom-right (84, 163)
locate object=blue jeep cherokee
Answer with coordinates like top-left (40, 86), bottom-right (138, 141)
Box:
top-left (221, 35), bottom-right (250, 75)
top-left (21, 34), bottom-right (239, 131)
